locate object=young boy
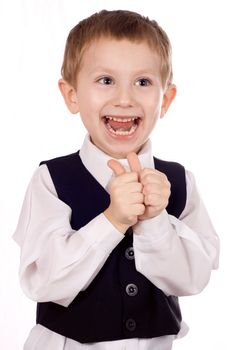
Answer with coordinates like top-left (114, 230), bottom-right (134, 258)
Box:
top-left (13, 9), bottom-right (219, 350)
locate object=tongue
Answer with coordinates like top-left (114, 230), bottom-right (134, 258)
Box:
top-left (108, 120), bottom-right (134, 131)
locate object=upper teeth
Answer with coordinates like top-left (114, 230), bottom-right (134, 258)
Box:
top-left (105, 116), bottom-right (138, 122)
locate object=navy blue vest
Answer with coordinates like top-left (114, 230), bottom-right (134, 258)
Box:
top-left (37, 151), bottom-right (186, 343)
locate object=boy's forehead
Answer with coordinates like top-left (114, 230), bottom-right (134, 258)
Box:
top-left (80, 37), bottom-right (162, 73)
top-left (85, 36), bottom-right (160, 56)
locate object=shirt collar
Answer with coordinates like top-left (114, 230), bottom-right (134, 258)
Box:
top-left (79, 134), bottom-right (154, 190)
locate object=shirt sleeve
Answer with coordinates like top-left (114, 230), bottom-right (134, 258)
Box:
top-left (13, 164), bottom-right (123, 307)
top-left (133, 170), bottom-right (220, 297)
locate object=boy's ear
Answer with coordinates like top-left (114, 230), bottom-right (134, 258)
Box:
top-left (58, 79), bottom-right (80, 114)
top-left (160, 84), bottom-right (177, 118)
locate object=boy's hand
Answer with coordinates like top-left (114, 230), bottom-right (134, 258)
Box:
top-left (138, 168), bottom-right (171, 220)
top-left (104, 153), bottom-right (145, 234)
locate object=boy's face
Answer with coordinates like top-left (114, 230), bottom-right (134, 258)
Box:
top-left (60, 38), bottom-right (176, 158)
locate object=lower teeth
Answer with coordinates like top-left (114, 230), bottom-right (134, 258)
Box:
top-left (107, 123), bottom-right (138, 135)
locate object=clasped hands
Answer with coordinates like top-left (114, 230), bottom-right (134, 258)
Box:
top-left (104, 152), bottom-right (171, 234)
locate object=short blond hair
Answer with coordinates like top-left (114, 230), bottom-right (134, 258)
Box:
top-left (61, 10), bottom-right (173, 88)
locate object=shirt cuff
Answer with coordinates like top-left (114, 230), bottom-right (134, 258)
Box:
top-left (133, 210), bottom-right (171, 242)
top-left (81, 213), bottom-right (124, 253)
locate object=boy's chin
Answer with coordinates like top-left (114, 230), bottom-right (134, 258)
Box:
top-left (104, 144), bottom-right (142, 159)
top-left (90, 136), bottom-right (143, 158)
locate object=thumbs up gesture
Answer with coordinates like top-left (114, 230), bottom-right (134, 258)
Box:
top-left (104, 153), bottom-right (145, 233)
top-left (104, 152), bottom-right (171, 233)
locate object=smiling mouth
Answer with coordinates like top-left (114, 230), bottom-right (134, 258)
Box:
top-left (103, 116), bottom-right (141, 136)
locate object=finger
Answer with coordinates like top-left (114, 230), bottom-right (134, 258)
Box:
top-left (145, 193), bottom-right (169, 209)
top-left (129, 192), bottom-right (144, 204)
top-left (107, 159), bottom-right (126, 176)
top-left (122, 182), bottom-right (143, 193)
top-left (140, 169), bottom-right (169, 186)
top-left (127, 152), bottom-right (142, 174)
top-left (141, 168), bottom-right (166, 177)
top-left (133, 203), bottom-right (146, 216)
top-left (138, 205), bottom-right (158, 221)
top-left (144, 193), bottom-right (161, 206)
top-left (142, 183), bottom-right (161, 195)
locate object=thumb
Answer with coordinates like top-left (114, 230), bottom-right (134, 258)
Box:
top-left (107, 159), bottom-right (126, 176)
top-left (127, 152), bottom-right (142, 174)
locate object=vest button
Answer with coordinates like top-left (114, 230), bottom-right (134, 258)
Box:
top-left (125, 318), bottom-right (136, 331)
top-left (125, 247), bottom-right (134, 260)
top-left (126, 283), bottom-right (138, 296)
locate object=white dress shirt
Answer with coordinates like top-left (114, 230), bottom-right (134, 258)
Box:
top-left (13, 135), bottom-right (219, 350)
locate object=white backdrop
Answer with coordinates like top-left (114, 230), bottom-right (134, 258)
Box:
top-left (0, 0), bottom-right (236, 349)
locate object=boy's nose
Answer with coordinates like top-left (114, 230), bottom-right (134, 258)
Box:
top-left (113, 85), bottom-right (135, 108)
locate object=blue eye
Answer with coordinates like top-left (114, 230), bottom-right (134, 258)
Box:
top-left (136, 78), bottom-right (151, 86)
top-left (97, 76), bottom-right (113, 85)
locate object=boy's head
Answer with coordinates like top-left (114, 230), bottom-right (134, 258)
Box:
top-left (59, 10), bottom-right (177, 159)
top-left (61, 9), bottom-right (173, 89)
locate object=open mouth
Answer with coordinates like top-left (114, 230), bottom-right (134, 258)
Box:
top-left (103, 116), bottom-right (141, 136)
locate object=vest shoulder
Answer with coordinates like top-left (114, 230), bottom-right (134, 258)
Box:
top-left (40, 151), bottom-right (79, 167)
top-left (153, 157), bottom-right (186, 218)
top-left (153, 156), bottom-right (185, 173)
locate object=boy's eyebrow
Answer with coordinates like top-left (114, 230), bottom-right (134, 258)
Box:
top-left (88, 66), bottom-right (159, 76)
top-left (88, 66), bottom-right (115, 75)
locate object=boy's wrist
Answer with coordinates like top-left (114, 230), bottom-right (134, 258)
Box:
top-left (103, 208), bottom-right (129, 234)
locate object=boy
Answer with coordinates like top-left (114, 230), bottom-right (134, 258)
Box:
top-left (13, 9), bottom-right (219, 350)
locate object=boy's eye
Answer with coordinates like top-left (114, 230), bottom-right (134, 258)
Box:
top-left (97, 76), bottom-right (113, 85)
top-left (135, 78), bottom-right (151, 87)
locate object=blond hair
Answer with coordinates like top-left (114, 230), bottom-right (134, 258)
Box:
top-left (61, 10), bottom-right (173, 88)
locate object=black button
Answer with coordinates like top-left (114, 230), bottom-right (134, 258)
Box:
top-left (126, 318), bottom-right (136, 331)
top-left (125, 247), bottom-right (134, 260)
top-left (126, 283), bottom-right (138, 296)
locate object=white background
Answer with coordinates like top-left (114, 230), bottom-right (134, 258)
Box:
top-left (0, 0), bottom-right (236, 349)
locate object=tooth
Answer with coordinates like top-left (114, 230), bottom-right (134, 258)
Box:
top-left (106, 116), bottom-right (139, 121)
top-left (105, 116), bottom-right (139, 132)
top-left (107, 123), bottom-right (138, 136)
top-left (108, 116), bottom-right (138, 122)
